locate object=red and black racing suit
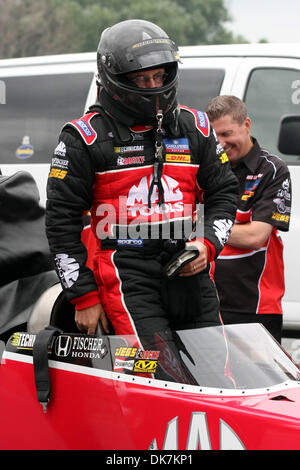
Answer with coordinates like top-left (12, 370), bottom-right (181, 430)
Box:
top-left (46, 105), bottom-right (238, 350)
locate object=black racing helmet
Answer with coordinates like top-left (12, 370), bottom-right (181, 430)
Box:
top-left (97, 19), bottom-right (181, 125)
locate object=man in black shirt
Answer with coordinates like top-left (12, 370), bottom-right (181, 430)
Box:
top-left (206, 95), bottom-right (292, 343)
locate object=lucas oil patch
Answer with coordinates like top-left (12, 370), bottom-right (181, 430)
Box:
top-left (165, 154), bottom-right (191, 163)
top-left (15, 136), bottom-right (34, 159)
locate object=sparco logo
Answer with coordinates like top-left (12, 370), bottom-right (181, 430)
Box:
top-left (55, 335), bottom-right (72, 357)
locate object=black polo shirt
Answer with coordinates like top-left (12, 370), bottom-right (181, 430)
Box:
top-left (214, 138), bottom-right (291, 315)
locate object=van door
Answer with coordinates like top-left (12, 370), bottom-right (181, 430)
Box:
top-left (231, 57), bottom-right (300, 340)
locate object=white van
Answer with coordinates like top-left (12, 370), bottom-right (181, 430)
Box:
top-left (0, 43), bottom-right (299, 351)
top-left (0, 52), bottom-right (97, 203)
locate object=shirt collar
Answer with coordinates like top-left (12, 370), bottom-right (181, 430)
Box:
top-left (235, 137), bottom-right (261, 173)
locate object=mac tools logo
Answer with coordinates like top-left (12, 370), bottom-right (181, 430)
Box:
top-left (127, 174), bottom-right (183, 217)
top-left (95, 175), bottom-right (204, 240)
top-left (149, 412), bottom-right (246, 450)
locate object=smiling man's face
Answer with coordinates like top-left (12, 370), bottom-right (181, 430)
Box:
top-left (211, 114), bottom-right (253, 167)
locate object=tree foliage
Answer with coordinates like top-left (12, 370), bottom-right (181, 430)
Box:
top-left (0, 0), bottom-right (248, 59)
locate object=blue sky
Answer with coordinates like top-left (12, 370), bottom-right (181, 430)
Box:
top-left (227, 0), bottom-right (300, 43)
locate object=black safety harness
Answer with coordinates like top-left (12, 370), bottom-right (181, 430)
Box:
top-left (32, 326), bottom-right (62, 413)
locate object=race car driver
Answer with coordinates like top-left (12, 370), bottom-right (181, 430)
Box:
top-left (46, 20), bottom-right (238, 350)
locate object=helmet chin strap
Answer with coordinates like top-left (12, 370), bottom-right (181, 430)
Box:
top-left (148, 104), bottom-right (165, 208)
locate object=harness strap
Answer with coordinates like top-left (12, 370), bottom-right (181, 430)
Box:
top-left (148, 110), bottom-right (165, 208)
top-left (32, 326), bottom-right (62, 413)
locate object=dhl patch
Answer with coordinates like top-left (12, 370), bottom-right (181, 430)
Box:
top-left (165, 154), bottom-right (191, 163)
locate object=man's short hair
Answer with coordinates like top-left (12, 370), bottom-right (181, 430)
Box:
top-left (205, 95), bottom-right (248, 125)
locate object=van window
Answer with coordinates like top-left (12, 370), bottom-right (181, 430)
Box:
top-left (0, 72), bottom-right (94, 165)
top-left (178, 69), bottom-right (225, 110)
top-left (244, 68), bottom-right (300, 162)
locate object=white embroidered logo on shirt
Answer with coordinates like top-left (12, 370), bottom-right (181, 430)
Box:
top-left (55, 253), bottom-right (79, 288)
top-left (54, 141), bottom-right (66, 157)
top-left (213, 219), bottom-right (233, 247)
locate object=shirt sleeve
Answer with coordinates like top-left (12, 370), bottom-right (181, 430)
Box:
top-left (46, 127), bottom-right (100, 306)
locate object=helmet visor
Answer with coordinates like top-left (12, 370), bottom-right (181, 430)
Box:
top-left (137, 50), bottom-right (178, 70)
top-left (109, 38), bottom-right (179, 75)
